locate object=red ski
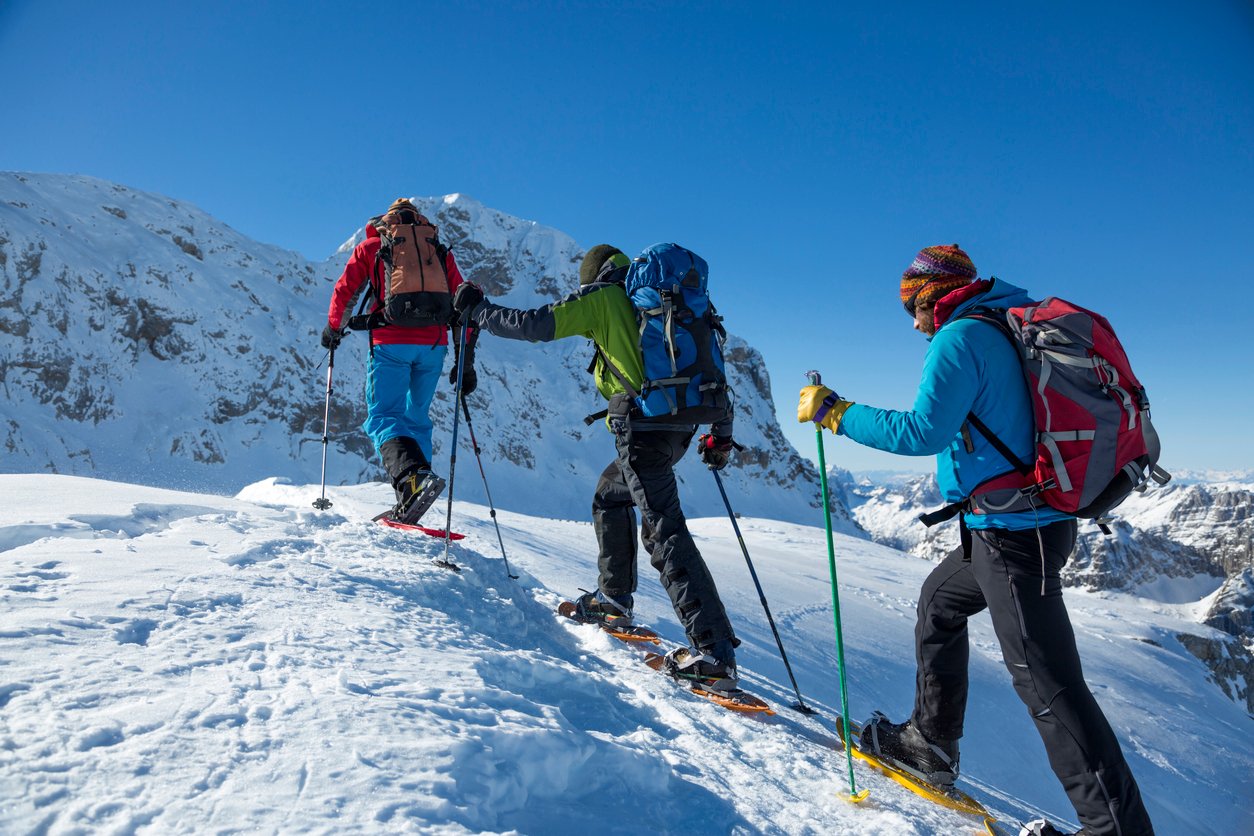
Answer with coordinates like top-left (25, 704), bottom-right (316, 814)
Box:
top-left (372, 510), bottom-right (465, 540)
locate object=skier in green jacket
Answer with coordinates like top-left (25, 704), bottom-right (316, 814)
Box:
top-left (452, 245), bottom-right (742, 692)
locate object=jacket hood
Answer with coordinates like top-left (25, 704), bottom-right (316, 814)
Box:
top-left (934, 277), bottom-right (1036, 329)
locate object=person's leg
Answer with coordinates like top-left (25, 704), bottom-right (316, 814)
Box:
top-left (591, 458), bottom-right (638, 605)
top-left (971, 521), bottom-right (1153, 836)
top-left (363, 344), bottom-right (420, 481)
top-left (911, 534), bottom-right (989, 743)
top-left (612, 421), bottom-right (735, 656)
top-left (405, 343), bottom-right (447, 464)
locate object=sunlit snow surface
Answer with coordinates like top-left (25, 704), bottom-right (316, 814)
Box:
top-left (1, 474), bottom-right (1250, 834)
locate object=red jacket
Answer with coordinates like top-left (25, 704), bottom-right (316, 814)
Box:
top-left (326, 223), bottom-right (468, 346)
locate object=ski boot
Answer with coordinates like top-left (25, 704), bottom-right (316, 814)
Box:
top-left (859, 712), bottom-right (960, 788)
top-left (573, 590), bottom-right (635, 629)
top-left (393, 469), bottom-right (446, 525)
top-left (658, 646), bottom-right (739, 694)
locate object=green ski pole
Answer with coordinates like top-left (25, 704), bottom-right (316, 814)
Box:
top-left (807, 370), bottom-right (868, 804)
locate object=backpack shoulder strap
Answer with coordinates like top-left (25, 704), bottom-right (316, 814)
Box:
top-left (965, 411), bottom-right (1033, 475)
top-left (954, 306), bottom-right (1033, 475)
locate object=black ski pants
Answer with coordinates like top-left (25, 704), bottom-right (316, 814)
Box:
top-left (591, 419), bottom-right (736, 653)
top-left (912, 519), bottom-right (1153, 836)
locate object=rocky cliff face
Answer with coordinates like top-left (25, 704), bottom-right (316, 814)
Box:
top-left (0, 172), bottom-right (858, 530)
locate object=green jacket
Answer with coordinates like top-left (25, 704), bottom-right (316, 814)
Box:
top-left (469, 271), bottom-right (733, 435)
top-left (468, 281), bottom-right (646, 402)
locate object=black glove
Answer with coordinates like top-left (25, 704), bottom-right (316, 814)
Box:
top-left (450, 344), bottom-right (478, 396)
top-left (452, 282), bottom-right (485, 318)
top-left (321, 324), bottom-right (346, 350)
top-left (697, 433), bottom-right (735, 470)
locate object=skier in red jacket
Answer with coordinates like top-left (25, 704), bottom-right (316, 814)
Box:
top-left (322, 198), bottom-right (476, 522)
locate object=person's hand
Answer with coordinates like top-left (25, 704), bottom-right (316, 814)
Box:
top-left (321, 324), bottom-right (346, 350)
top-left (452, 282), bottom-right (485, 316)
top-left (451, 364), bottom-right (478, 396)
top-left (798, 385), bottom-right (854, 434)
top-left (450, 345), bottom-right (478, 396)
top-left (697, 433), bottom-right (735, 470)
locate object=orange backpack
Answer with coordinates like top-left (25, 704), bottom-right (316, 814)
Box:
top-left (368, 207), bottom-right (453, 328)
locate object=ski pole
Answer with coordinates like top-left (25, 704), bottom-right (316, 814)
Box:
top-left (441, 323), bottom-right (471, 568)
top-left (313, 345), bottom-right (337, 510)
top-left (807, 370), bottom-right (867, 803)
top-left (461, 397), bottom-right (518, 580)
top-left (710, 467), bottom-right (814, 715)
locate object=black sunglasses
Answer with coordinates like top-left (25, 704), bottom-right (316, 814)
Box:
top-left (903, 276), bottom-right (947, 316)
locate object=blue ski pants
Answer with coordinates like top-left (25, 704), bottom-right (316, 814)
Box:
top-left (363, 343), bottom-right (447, 463)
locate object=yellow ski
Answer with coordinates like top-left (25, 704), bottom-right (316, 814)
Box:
top-left (836, 716), bottom-right (999, 831)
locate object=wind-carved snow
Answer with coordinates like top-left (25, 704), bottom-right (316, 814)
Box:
top-left (0, 474), bottom-right (1251, 834)
top-left (0, 171), bottom-right (856, 531)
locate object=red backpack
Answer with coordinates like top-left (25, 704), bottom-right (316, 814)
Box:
top-left (926, 297), bottom-right (1171, 532)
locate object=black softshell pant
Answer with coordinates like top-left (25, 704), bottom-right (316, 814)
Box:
top-left (912, 519), bottom-right (1153, 836)
top-left (591, 419), bottom-right (736, 653)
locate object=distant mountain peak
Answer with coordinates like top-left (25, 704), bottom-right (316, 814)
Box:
top-left (0, 172), bottom-right (856, 530)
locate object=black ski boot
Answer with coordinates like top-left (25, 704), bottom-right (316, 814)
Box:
top-left (859, 712), bottom-right (960, 788)
top-left (573, 590), bottom-right (635, 629)
top-left (393, 468), bottom-right (446, 525)
top-left (660, 646), bottom-right (739, 694)
top-left (380, 437), bottom-right (445, 524)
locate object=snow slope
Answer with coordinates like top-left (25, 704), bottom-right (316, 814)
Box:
top-left (2, 474), bottom-right (1250, 834)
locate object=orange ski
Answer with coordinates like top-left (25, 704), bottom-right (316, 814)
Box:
top-left (557, 601), bottom-right (662, 645)
top-left (644, 652), bottom-right (775, 715)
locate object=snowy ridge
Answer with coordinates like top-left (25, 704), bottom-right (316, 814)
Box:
top-left (0, 172), bottom-right (855, 530)
top-left (2, 474), bottom-right (1251, 834)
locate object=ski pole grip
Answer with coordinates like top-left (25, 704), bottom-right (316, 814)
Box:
top-left (805, 370), bottom-right (822, 387)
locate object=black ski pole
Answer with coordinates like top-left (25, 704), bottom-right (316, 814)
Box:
top-left (313, 345), bottom-right (336, 510)
top-left (439, 323), bottom-right (470, 570)
top-left (461, 397), bottom-right (518, 579)
top-left (710, 467), bottom-right (816, 716)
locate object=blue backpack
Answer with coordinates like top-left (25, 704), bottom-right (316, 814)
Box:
top-left (620, 243), bottom-right (732, 424)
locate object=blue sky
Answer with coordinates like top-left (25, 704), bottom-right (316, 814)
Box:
top-left (3, 1), bottom-right (1251, 474)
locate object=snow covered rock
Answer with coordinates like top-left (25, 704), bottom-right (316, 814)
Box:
top-left (0, 172), bottom-right (856, 530)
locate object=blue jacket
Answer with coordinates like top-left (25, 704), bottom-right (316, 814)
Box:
top-left (838, 279), bottom-right (1070, 530)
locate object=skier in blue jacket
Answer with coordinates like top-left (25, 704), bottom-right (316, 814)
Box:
top-left (797, 245), bottom-right (1153, 836)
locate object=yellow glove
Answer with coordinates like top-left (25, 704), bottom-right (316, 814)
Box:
top-left (797, 385), bottom-right (854, 434)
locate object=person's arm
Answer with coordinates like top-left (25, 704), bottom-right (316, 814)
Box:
top-left (838, 326), bottom-right (980, 456)
top-left (327, 241), bottom-right (375, 330)
top-left (468, 283), bottom-right (617, 343)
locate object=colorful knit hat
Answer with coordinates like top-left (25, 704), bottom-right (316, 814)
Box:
top-left (900, 244), bottom-right (977, 314)
top-left (579, 244), bottom-right (629, 286)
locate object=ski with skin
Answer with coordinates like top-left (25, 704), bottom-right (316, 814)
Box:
top-left (556, 601), bottom-right (661, 644)
top-left (557, 601), bottom-right (773, 715)
top-left (834, 716), bottom-right (1007, 833)
top-left (643, 651), bottom-right (775, 715)
top-left (373, 511), bottom-right (464, 572)
top-left (374, 512), bottom-right (466, 540)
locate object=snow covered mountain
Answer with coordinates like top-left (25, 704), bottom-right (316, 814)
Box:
top-left (838, 469), bottom-right (1254, 714)
top-left (2, 474), bottom-right (1250, 834)
top-left (0, 172), bottom-right (854, 530)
